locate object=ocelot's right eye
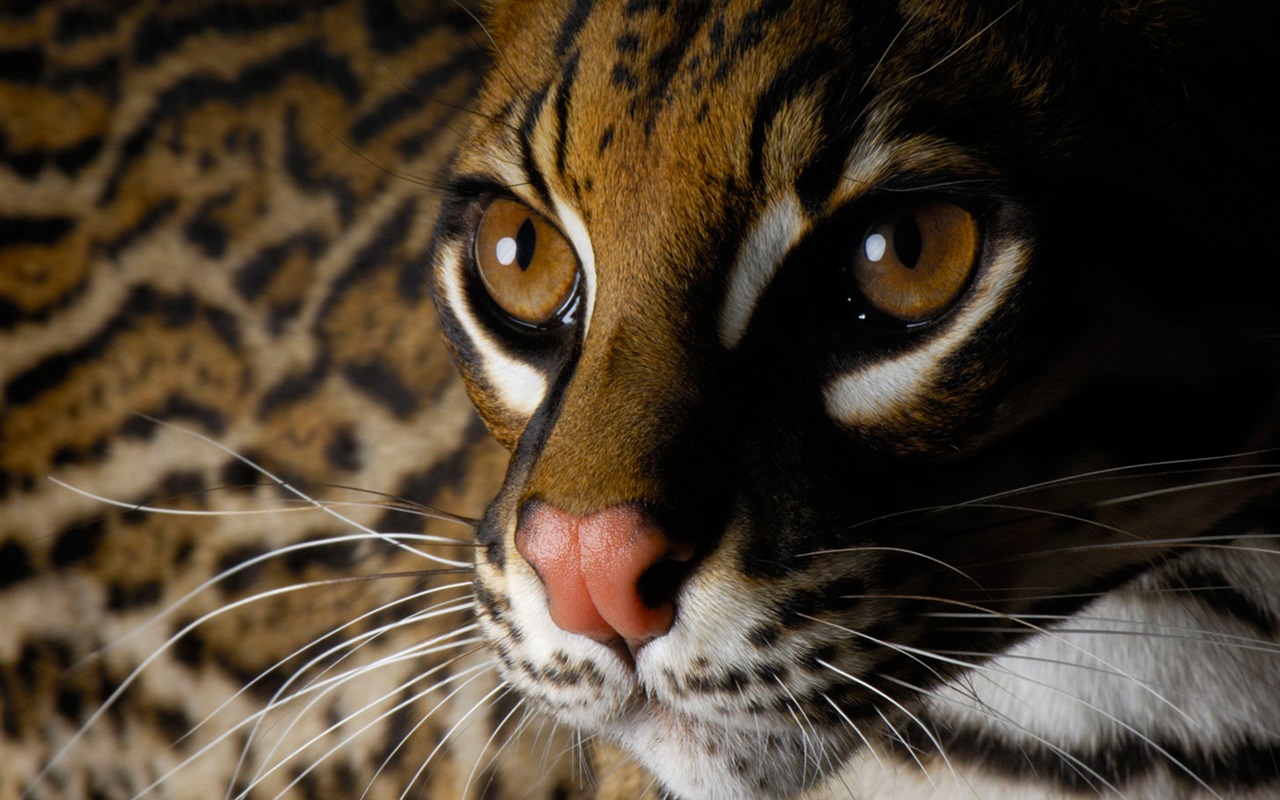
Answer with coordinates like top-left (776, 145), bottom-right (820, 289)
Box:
top-left (474, 198), bottom-right (579, 327)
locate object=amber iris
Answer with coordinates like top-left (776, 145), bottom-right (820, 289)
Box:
top-left (475, 198), bottom-right (578, 325)
top-left (852, 201), bottom-right (979, 323)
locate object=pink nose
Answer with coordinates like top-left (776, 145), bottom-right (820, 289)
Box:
top-left (515, 504), bottom-right (692, 647)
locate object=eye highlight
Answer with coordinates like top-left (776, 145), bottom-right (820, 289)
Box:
top-left (852, 201), bottom-right (979, 324)
top-left (475, 198), bottom-right (579, 327)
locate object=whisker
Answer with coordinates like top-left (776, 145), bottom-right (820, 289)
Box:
top-left (836, 450), bottom-right (1278, 537)
top-left (965, 531), bottom-right (1280, 567)
top-left (182, 581), bottom-right (473, 744)
top-left (819, 693), bottom-right (891, 786)
top-left (238, 655), bottom-right (495, 800)
top-left (67, 529), bottom-right (469, 672)
top-left (1094, 470), bottom-right (1280, 507)
top-left (133, 415), bottom-right (467, 566)
top-left (811, 610), bottom-right (1224, 797)
top-left (389, 677), bottom-right (510, 800)
top-left (243, 611), bottom-right (479, 784)
top-left (881, 673), bottom-right (1123, 797)
top-left (795, 545), bottom-right (985, 591)
top-left (136, 635), bottom-right (482, 799)
top-left (908, 0), bottom-right (1025, 82)
top-left (461, 692), bottom-right (526, 798)
top-left (816, 660), bottom-right (955, 788)
top-left (813, 597), bottom-right (1194, 722)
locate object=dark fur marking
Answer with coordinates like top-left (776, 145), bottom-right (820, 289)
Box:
top-left (554, 51), bottom-right (581, 178)
top-left (214, 545), bottom-right (270, 596)
top-left (0, 46), bottom-right (43, 82)
top-left (912, 724), bottom-right (1280, 792)
top-left (102, 42), bottom-right (361, 205)
top-left (342, 361), bottom-right (420, 418)
top-left (518, 88), bottom-right (554, 207)
top-left (233, 231), bottom-right (325, 301)
top-left (130, 3), bottom-right (313, 65)
top-left (0, 216), bottom-right (73, 247)
top-left (0, 540), bottom-right (34, 588)
top-left (183, 190), bottom-right (236, 258)
top-left (350, 46), bottom-right (487, 146)
top-left (747, 45), bottom-right (836, 187)
top-left (1168, 566), bottom-right (1277, 636)
top-left (50, 517), bottom-right (106, 567)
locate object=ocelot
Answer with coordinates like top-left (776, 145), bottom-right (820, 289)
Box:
top-left (2, 1), bottom-right (1277, 799)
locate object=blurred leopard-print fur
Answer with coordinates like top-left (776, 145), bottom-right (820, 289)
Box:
top-left (1, 2), bottom-right (653, 798)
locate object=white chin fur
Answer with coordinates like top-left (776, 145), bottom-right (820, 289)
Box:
top-left (615, 709), bottom-right (842, 800)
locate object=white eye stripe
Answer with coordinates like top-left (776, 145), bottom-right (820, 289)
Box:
top-left (438, 244), bottom-right (548, 418)
top-left (824, 241), bottom-right (1027, 425)
top-left (718, 193), bottom-right (808, 349)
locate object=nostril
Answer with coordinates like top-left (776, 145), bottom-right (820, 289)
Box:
top-left (636, 542), bottom-right (695, 610)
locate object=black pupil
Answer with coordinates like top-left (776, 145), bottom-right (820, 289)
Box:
top-left (515, 218), bottom-right (536, 271)
top-left (893, 214), bottom-right (922, 269)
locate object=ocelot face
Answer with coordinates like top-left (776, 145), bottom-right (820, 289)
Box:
top-left (431, 1), bottom-right (1279, 797)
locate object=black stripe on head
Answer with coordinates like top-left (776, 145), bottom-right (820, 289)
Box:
top-left (747, 45), bottom-right (837, 188)
top-left (519, 87), bottom-right (554, 207)
top-left (554, 50), bottom-right (581, 178)
top-left (554, 0), bottom-right (596, 58)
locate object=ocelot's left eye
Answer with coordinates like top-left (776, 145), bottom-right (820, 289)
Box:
top-left (852, 201), bottom-right (979, 324)
top-left (474, 198), bottom-right (579, 327)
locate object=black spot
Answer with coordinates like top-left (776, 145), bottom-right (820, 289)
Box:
top-left (324, 426), bottom-right (361, 471)
top-left (258, 360), bottom-right (330, 419)
top-left (183, 192), bottom-right (234, 258)
top-left (51, 518), bottom-right (106, 566)
top-left (598, 125), bottom-right (615, 154)
top-left (0, 215), bottom-right (73, 246)
top-left (0, 540), bottom-right (34, 587)
top-left (553, 50), bottom-right (581, 178)
top-left (553, 0), bottom-right (595, 58)
top-left (54, 8), bottom-right (118, 42)
top-left (0, 0), bottom-right (41, 18)
top-left (131, 4), bottom-right (309, 65)
top-left (361, 0), bottom-right (457, 54)
top-left (341, 361), bottom-right (419, 418)
top-left (161, 470), bottom-right (207, 501)
top-left (349, 46), bottom-right (486, 146)
top-left (52, 136), bottom-right (105, 175)
top-left (611, 63), bottom-right (639, 90)
top-left (282, 534), bottom-right (358, 574)
top-left (215, 545), bottom-right (269, 596)
top-left (119, 413), bottom-right (159, 441)
top-left (0, 46), bottom-right (43, 82)
top-left (107, 581), bottom-right (163, 610)
top-left (234, 232), bottom-right (325, 301)
top-left (2, 150), bottom-right (42, 178)
top-left (56, 687), bottom-right (84, 722)
top-left (154, 707), bottom-right (192, 743)
top-left (219, 456), bottom-right (261, 491)
top-left (172, 626), bottom-right (205, 666)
